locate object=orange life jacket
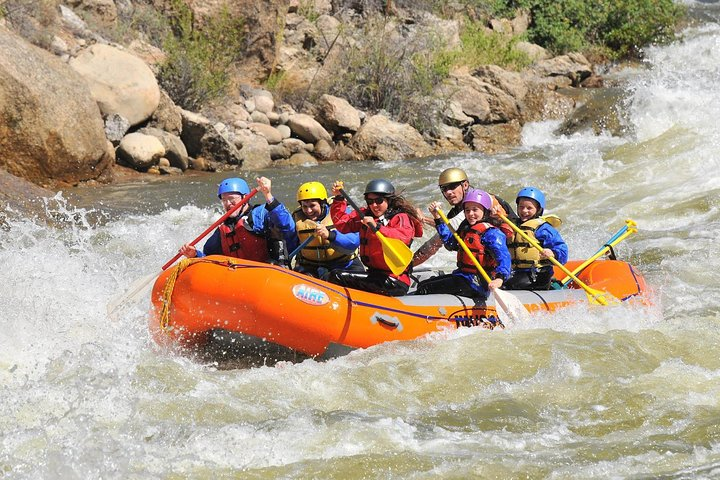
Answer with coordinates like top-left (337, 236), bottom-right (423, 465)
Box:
top-left (456, 222), bottom-right (498, 274)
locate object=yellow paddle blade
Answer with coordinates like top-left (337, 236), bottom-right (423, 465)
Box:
top-left (376, 231), bottom-right (413, 276)
top-left (584, 287), bottom-right (619, 306)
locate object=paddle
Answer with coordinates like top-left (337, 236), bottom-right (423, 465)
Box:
top-left (106, 188), bottom-right (259, 317)
top-left (560, 219), bottom-right (637, 287)
top-left (288, 235), bottom-right (315, 262)
top-left (338, 188), bottom-right (413, 276)
top-left (497, 212), bottom-right (619, 306)
top-left (436, 208), bottom-right (530, 324)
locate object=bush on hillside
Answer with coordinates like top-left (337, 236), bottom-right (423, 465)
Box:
top-left (445, 20), bottom-right (532, 71)
top-left (319, 16), bottom-right (452, 135)
top-left (489, 0), bottom-right (685, 58)
top-left (157, 0), bottom-right (245, 110)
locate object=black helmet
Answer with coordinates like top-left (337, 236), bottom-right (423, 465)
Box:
top-left (364, 179), bottom-right (395, 196)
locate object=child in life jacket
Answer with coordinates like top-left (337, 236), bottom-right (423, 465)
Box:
top-left (178, 176), bottom-right (297, 265)
top-left (328, 179), bottom-right (424, 296)
top-left (503, 187), bottom-right (568, 290)
top-left (292, 181), bottom-right (363, 279)
top-left (415, 188), bottom-right (511, 299)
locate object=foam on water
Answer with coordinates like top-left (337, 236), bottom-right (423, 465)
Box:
top-left (4, 15), bottom-right (720, 478)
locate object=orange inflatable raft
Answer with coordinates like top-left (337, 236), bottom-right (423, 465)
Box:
top-left (149, 256), bottom-right (648, 360)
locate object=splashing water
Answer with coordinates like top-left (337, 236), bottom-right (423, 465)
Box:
top-left (3, 18), bottom-right (720, 479)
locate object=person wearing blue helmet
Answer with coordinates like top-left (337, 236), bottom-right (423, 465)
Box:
top-left (178, 176), bottom-right (297, 265)
top-left (503, 186), bottom-right (568, 290)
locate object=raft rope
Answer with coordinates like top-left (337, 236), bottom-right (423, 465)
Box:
top-left (159, 257), bottom-right (243, 330)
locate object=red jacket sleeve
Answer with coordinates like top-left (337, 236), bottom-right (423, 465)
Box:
top-left (330, 198), bottom-right (361, 233)
top-left (378, 212), bottom-right (415, 246)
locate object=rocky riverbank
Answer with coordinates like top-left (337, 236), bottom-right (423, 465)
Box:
top-left (1, 0), bottom-right (610, 211)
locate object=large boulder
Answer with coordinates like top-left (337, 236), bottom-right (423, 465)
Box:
top-left (0, 26), bottom-right (114, 186)
top-left (442, 72), bottom-right (521, 124)
top-left (180, 109), bottom-right (242, 166)
top-left (287, 113), bottom-right (333, 144)
top-left (348, 114), bottom-right (433, 161)
top-left (317, 94), bottom-right (362, 134)
top-left (0, 168), bottom-right (56, 219)
top-left (69, 44), bottom-right (161, 126)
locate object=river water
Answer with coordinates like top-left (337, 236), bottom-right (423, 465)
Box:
top-left (3, 6), bottom-right (720, 479)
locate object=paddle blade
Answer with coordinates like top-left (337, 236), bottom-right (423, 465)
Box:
top-left (106, 271), bottom-right (159, 318)
top-left (376, 231), bottom-right (413, 276)
top-left (585, 287), bottom-right (620, 306)
top-left (492, 289), bottom-right (531, 325)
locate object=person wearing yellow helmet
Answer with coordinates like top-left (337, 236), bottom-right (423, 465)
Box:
top-left (291, 181), bottom-right (363, 279)
top-left (412, 167), bottom-right (519, 267)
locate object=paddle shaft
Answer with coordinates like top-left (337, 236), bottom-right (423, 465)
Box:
top-left (435, 208), bottom-right (517, 317)
top-left (161, 188), bottom-right (259, 270)
top-left (498, 213), bottom-right (610, 305)
top-left (560, 220), bottom-right (637, 286)
top-left (289, 235), bottom-right (315, 260)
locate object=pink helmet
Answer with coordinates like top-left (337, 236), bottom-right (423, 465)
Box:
top-left (462, 188), bottom-right (492, 210)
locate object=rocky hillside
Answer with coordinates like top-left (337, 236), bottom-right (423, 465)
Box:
top-left (1, 0), bottom-right (607, 199)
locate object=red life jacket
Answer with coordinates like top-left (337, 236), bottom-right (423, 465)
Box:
top-left (359, 209), bottom-right (422, 286)
top-left (218, 216), bottom-right (269, 262)
top-left (456, 222), bottom-right (497, 274)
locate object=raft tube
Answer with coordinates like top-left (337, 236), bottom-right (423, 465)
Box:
top-left (149, 256), bottom-right (648, 360)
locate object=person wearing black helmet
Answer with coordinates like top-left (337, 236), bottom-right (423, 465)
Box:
top-left (504, 187), bottom-right (568, 290)
top-left (178, 176), bottom-right (297, 265)
top-left (412, 167), bottom-right (518, 267)
top-left (327, 178), bottom-right (424, 296)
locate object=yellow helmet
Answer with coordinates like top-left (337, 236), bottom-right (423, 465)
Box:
top-left (296, 181), bottom-right (328, 202)
top-left (438, 167), bottom-right (468, 186)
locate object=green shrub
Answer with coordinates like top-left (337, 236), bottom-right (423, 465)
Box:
top-left (448, 20), bottom-right (532, 70)
top-left (158, 0), bottom-right (245, 110)
top-left (489, 0), bottom-right (685, 58)
top-left (321, 16), bottom-right (452, 134)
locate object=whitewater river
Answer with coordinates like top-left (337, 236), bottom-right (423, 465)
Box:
top-left (3, 6), bottom-right (720, 479)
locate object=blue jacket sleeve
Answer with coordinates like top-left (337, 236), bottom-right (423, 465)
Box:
top-left (535, 223), bottom-right (568, 264)
top-left (330, 230), bottom-right (360, 253)
top-left (262, 199), bottom-right (299, 253)
top-left (435, 221), bottom-right (458, 250)
top-left (482, 228), bottom-right (512, 279)
top-left (199, 228), bottom-right (223, 257)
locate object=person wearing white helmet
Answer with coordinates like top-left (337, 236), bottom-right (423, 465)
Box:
top-left (412, 167), bottom-right (518, 267)
top-left (179, 176), bottom-right (297, 265)
top-left (415, 188), bottom-right (512, 299)
top-left (292, 181), bottom-right (363, 279)
top-left (504, 186), bottom-right (568, 290)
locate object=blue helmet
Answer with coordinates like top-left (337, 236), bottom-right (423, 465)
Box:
top-left (217, 177), bottom-right (250, 198)
top-left (516, 187), bottom-right (546, 211)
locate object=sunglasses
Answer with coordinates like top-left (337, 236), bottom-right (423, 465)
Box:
top-left (440, 182), bottom-right (463, 192)
top-left (364, 196), bottom-right (386, 205)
